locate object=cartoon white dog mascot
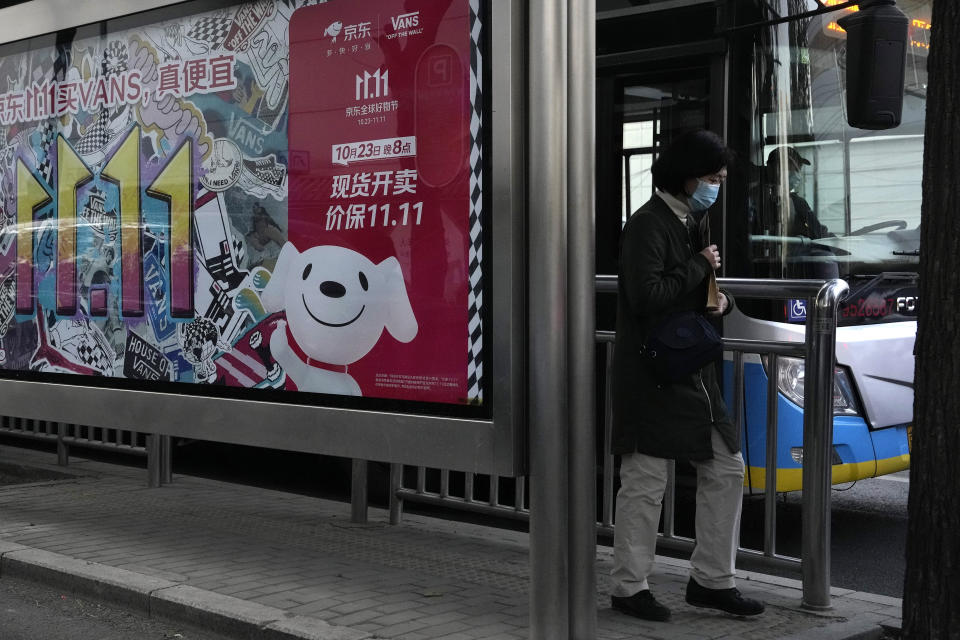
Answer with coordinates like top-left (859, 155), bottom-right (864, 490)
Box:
top-left (261, 242), bottom-right (418, 395)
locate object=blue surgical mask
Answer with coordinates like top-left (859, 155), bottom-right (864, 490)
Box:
top-left (688, 180), bottom-right (720, 211)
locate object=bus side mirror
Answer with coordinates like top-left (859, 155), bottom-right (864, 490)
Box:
top-left (838, 0), bottom-right (909, 130)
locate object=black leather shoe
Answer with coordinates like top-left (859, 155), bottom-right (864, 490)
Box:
top-left (611, 590), bottom-right (671, 622)
top-left (685, 578), bottom-right (765, 616)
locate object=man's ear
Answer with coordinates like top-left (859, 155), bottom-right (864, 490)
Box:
top-left (261, 242), bottom-right (299, 313)
top-left (378, 256), bottom-right (417, 343)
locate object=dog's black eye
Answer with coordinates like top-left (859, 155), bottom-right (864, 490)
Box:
top-left (302, 264), bottom-right (312, 280)
top-left (359, 271), bottom-right (368, 291)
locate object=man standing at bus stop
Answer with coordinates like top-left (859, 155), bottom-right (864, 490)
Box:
top-left (610, 130), bottom-right (765, 622)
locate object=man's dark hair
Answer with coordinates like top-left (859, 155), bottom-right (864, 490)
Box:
top-left (651, 130), bottom-right (735, 196)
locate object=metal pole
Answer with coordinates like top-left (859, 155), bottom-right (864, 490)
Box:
top-left (56, 422), bottom-right (68, 466)
top-left (464, 473), bottom-right (474, 503)
top-left (351, 459), bottom-right (368, 524)
top-left (389, 463), bottom-right (402, 525)
top-left (602, 342), bottom-right (615, 527)
top-left (733, 351), bottom-right (746, 442)
top-left (567, 0), bottom-right (595, 633)
top-left (440, 469), bottom-right (450, 498)
top-left (147, 434), bottom-right (161, 488)
top-left (764, 354), bottom-right (780, 557)
top-left (801, 279), bottom-right (848, 610)
top-left (161, 435), bottom-right (172, 485)
top-left (662, 461), bottom-right (676, 538)
top-left (529, 0), bottom-right (569, 634)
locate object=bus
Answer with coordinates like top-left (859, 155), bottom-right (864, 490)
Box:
top-left (596, 0), bottom-right (926, 491)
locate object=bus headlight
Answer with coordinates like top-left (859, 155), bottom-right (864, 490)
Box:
top-left (767, 356), bottom-right (861, 416)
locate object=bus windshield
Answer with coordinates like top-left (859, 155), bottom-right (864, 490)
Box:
top-left (740, 0), bottom-right (930, 324)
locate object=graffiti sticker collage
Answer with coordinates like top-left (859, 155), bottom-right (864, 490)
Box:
top-left (0, 0), bottom-right (484, 406)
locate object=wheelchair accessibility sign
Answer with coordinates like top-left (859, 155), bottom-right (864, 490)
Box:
top-left (788, 299), bottom-right (807, 323)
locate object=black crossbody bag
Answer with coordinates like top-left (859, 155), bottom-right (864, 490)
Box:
top-left (642, 311), bottom-right (722, 383)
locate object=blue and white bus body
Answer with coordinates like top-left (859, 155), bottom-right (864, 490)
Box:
top-left (723, 308), bottom-right (913, 493)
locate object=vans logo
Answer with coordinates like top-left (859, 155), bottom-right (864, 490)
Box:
top-left (391, 11), bottom-right (420, 31)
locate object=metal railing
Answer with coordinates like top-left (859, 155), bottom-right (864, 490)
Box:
top-left (383, 275), bottom-right (847, 609)
top-left (0, 416), bottom-right (172, 486)
top-left (1, 276), bottom-right (846, 608)
top-left (592, 330), bottom-right (804, 570)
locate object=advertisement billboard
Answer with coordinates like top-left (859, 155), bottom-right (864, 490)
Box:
top-left (0, 0), bottom-right (485, 409)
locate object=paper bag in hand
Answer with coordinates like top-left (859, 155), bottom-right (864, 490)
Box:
top-left (706, 271), bottom-right (721, 313)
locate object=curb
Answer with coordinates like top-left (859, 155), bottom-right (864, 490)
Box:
top-left (776, 619), bottom-right (892, 640)
top-left (0, 542), bottom-right (371, 640)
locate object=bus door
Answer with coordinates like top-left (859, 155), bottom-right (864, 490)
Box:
top-left (595, 58), bottom-right (727, 330)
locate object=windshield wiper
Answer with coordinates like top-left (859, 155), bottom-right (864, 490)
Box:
top-left (846, 272), bottom-right (918, 299)
top-left (892, 250), bottom-right (920, 256)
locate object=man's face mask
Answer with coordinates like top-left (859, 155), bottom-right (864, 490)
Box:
top-left (689, 179), bottom-right (720, 211)
top-left (789, 170), bottom-right (803, 192)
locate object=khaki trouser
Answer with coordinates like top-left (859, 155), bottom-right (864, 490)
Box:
top-left (611, 428), bottom-right (745, 596)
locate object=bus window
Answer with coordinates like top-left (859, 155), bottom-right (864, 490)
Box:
top-left (735, 0), bottom-right (930, 325)
top-left (622, 120), bottom-right (655, 225)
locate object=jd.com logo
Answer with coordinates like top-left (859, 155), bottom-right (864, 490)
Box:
top-left (324, 20), bottom-right (372, 43)
top-left (324, 21), bottom-right (343, 41)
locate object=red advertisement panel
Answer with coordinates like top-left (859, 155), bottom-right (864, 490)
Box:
top-left (288, 0), bottom-right (476, 403)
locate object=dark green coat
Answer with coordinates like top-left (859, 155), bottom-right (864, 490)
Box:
top-left (611, 195), bottom-right (738, 460)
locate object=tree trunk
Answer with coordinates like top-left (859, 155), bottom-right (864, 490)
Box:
top-left (903, 1), bottom-right (960, 638)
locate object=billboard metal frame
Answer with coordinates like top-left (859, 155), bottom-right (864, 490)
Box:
top-left (0, 0), bottom-right (527, 476)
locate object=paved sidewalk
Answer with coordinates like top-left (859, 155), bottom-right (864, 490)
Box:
top-left (0, 446), bottom-right (901, 639)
